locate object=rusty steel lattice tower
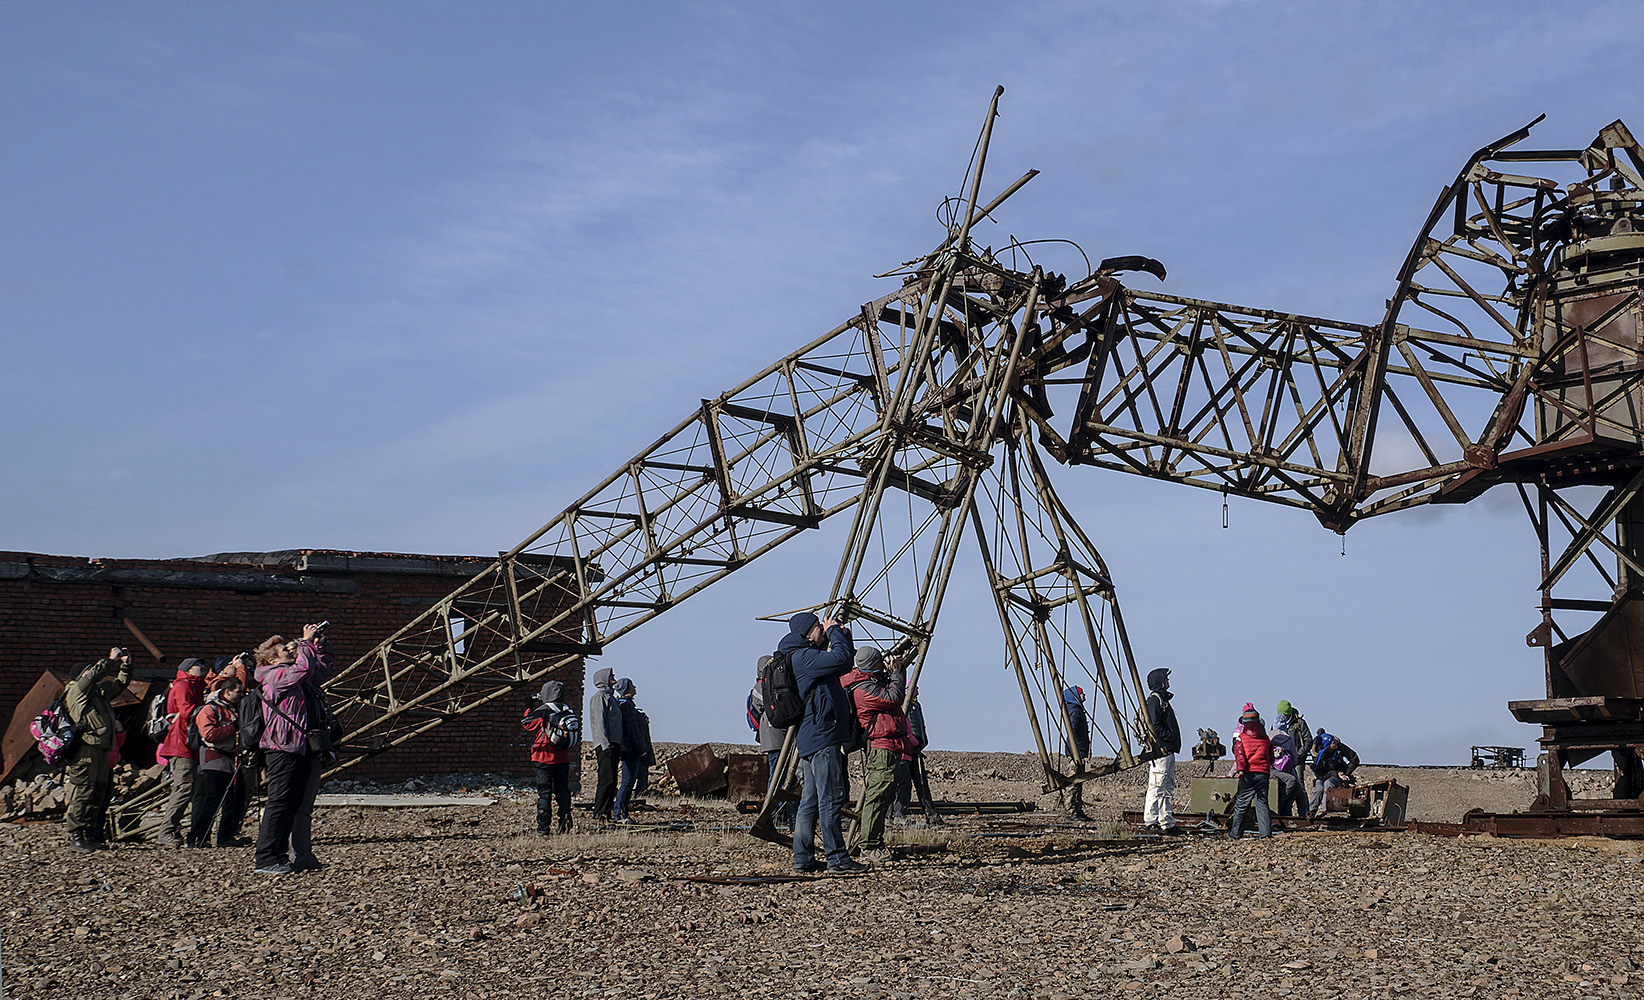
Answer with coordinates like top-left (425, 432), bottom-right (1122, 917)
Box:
top-left (103, 92), bottom-right (1644, 838)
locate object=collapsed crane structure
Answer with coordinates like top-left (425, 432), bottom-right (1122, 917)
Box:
top-left (100, 90), bottom-right (1644, 839)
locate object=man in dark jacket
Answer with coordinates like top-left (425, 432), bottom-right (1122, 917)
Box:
top-left (63, 648), bottom-right (132, 852)
top-left (780, 610), bottom-right (867, 874)
top-left (1143, 667), bottom-right (1183, 834)
top-left (1308, 731), bottom-right (1360, 817)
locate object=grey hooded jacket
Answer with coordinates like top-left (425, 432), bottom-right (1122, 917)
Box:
top-left (586, 667), bottom-right (624, 750)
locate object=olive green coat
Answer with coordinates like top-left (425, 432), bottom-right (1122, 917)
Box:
top-left (63, 658), bottom-right (131, 750)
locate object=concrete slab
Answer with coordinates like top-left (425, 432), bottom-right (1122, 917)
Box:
top-left (314, 793), bottom-right (497, 808)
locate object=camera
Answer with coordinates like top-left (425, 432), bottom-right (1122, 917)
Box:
top-left (313, 621), bottom-right (331, 633)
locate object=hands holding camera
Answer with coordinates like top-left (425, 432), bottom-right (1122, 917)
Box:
top-left (108, 646), bottom-right (132, 665)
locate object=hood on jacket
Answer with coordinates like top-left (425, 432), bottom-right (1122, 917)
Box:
top-left (540, 680), bottom-right (564, 704)
top-left (1146, 667), bottom-right (1171, 694)
top-left (1240, 718), bottom-right (1268, 740)
top-left (788, 611), bottom-right (819, 638)
top-left (756, 653), bottom-right (773, 679)
top-left (1315, 731), bottom-right (1333, 753)
top-left (592, 667), bottom-right (616, 693)
top-left (1063, 685), bottom-right (1085, 705)
top-left (614, 677), bottom-right (636, 698)
top-left (854, 647), bottom-right (884, 674)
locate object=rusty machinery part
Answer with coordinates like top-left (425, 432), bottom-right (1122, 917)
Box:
top-left (1191, 728), bottom-right (1226, 762)
top-left (106, 94), bottom-right (1644, 838)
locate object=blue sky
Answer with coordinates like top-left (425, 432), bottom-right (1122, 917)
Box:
top-left (5, 2), bottom-right (1643, 764)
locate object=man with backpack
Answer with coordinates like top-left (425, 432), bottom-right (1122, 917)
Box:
top-left (841, 647), bottom-right (910, 863)
top-left (155, 657), bottom-right (209, 846)
top-left (62, 648), bottom-right (132, 852)
top-left (523, 680), bottom-right (579, 835)
top-left (780, 610), bottom-right (866, 875)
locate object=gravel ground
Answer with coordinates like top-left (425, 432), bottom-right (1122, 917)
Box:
top-left (3, 748), bottom-right (1641, 999)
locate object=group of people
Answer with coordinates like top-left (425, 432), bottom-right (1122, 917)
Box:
top-left (60, 616), bottom-right (1367, 867)
top-left (60, 624), bottom-right (339, 877)
top-left (522, 667), bottom-right (654, 835)
top-left (765, 612), bottom-right (926, 873)
top-left (1221, 699), bottom-right (1361, 838)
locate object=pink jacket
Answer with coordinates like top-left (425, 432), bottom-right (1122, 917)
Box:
top-left (254, 640), bottom-right (333, 754)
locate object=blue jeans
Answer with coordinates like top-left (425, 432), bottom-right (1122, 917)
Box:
top-left (767, 749), bottom-right (796, 827)
top-left (613, 754), bottom-right (640, 821)
top-left (1228, 772), bottom-right (1272, 838)
top-left (793, 746), bottom-right (848, 869)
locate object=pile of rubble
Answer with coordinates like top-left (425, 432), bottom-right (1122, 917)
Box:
top-left (0, 763), bottom-right (162, 822)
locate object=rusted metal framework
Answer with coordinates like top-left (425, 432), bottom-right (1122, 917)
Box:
top-left (1048, 116), bottom-right (1644, 816)
top-left (97, 94), bottom-right (1644, 837)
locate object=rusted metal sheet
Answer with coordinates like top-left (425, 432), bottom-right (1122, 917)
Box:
top-left (723, 752), bottom-right (766, 803)
top-left (666, 744), bottom-right (727, 797)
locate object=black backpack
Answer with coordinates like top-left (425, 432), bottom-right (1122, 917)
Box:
top-left (840, 679), bottom-right (881, 755)
top-left (237, 685), bottom-right (267, 758)
top-left (762, 651), bottom-right (804, 730)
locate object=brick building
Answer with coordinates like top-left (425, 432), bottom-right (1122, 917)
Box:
top-left (0, 549), bottom-right (583, 782)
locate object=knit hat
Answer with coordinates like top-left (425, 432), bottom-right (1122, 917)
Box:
top-left (614, 677), bottom-right (636, 698)
top-left (854, 647), bottom-right (884, 673)
top-left (1240, 702), bottom-right (1259, 723)
top-left (1277, 699), bottom-right (1292, 717)
top-left (788, 611), bottom-right (819, 636)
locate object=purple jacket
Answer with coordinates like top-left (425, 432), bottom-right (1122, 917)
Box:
top-left (254, 639), bottom-right (333, 754)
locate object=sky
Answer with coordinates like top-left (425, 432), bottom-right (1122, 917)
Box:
top-left (5, 1), bottom-right (1644, 765)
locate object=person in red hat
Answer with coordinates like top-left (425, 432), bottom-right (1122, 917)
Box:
top-left (1228, 703), bottom-right (1273, 839)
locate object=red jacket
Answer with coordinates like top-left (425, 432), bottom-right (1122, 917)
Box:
top-left (1233, 722), bottom-right (1272, 775)
top-left (523, 706), bottom-right (573, 765)
top-left (157, 667), bottom-right (207, 761)
top-left (840, 668), bottom-right (911, 752)
top-left (194, 696), bottom-right (239, 767)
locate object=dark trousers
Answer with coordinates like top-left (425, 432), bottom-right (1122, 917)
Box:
top-left (592, 745), bottom-right (619, 819)
top-left (893, 754), bottom-right (941, 824)
top-left (1229, 772), bottom-right (1273, 838)
top-left (255, 749), bottom-right (312, 868)
top-left (188, 768), bottom-right (234, 847)
top-left (217, 767), bottom-right (250, 842)
top-left (535, 762), bottom-right (572, 833)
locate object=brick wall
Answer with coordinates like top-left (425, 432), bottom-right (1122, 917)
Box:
top-left (0, 550), bottom-right (583, 782)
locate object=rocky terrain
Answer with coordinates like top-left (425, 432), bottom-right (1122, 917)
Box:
top-left (3, 747), bottom-right (1641, 999)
